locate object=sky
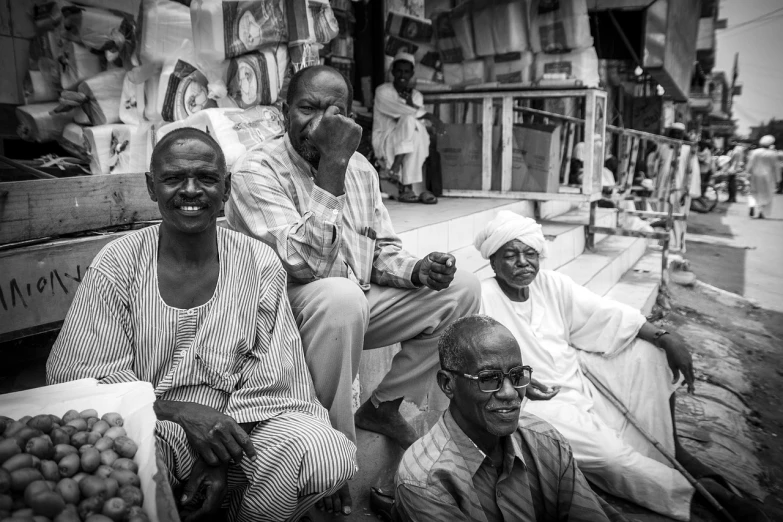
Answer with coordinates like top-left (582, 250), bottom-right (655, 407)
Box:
top-left (715, 0), bottom-right (783, 136)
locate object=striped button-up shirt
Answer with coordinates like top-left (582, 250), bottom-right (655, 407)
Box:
top-left (395, 410), bottom-right (610, 522)
top-left (225, 134), bottom-right (419, 290)
top-left (46, 225), bottom-right (330, 426)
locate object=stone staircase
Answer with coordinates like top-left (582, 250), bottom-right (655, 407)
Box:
top-left (311, 197), bottom-right (663, 521)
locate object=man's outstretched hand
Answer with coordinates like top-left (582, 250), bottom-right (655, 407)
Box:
top-left (412, 252), bottom-right (457, 291)
top-left (526, 378), bottom-right (561, 401)
top-left (155, 401), bottom-right (256, 466)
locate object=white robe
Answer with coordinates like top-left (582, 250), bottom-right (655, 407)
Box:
top-left (372, 83), bottom-right (430, 185)
top-left (480, 271), bottom-right (694, 521)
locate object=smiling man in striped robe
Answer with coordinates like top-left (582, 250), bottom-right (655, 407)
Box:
top-left (46, 127), bottom-right (356, 522)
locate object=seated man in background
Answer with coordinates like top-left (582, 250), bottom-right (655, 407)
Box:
top-left (395, 315), bottom-right (610, 522)
top-left (226, 65), bottom-right (480, 514)
top-left (474, 210), bottom-right (767, 522)
top-left (372, 51), bottom-right (444, 204)
top-left (47, 128), bottom-right (356, 522)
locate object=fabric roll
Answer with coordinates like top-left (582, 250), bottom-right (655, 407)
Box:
top-left (83, 124), bottom-right (150, 175)
top-left (156, 106), bottom-right (285, 170)
top-left (55, 68), bottom-right (126, 125)
top-left (23, 70), bottom-right (60, 103)
top-left (16, 103), bottom-right (75, 143)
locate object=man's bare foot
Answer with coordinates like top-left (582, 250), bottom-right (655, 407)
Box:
top-left (354, 398), bottom-right (419, 449)
top-left (315, 482), bottom-right (352, 516)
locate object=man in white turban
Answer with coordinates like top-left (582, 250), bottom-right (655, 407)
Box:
top-left (746, 135), bottom-right (779, 218)
top-left (474, 211), bottom-right (764, 521)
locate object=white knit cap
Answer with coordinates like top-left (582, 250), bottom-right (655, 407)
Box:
top-left (392, 51), bottom-right (415, 67)
top-left (760, 135), bottom-right (775, 147)
top-left (473, 211), bottom-right (546, 260)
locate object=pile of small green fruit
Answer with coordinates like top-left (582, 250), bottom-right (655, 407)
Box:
top-left (0, 410), bottom-right (148, 522)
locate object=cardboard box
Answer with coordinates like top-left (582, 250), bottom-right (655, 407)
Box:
top-left (385, 11), bottom-right (433, 43)
top-left (438, 123), bottom-right (561, 193)
top-left (0, 379), bottom-right (178, 522)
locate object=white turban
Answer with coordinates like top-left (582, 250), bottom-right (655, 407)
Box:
top-left (473, 210), bottom-right (546, 260)
top-left (760, 135), bottom-right (775, 148)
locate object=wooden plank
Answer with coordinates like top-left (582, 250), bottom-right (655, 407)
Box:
top-left (0, 172), bottom-right (159, 244)
top-left (589, 226), bottom-right (668, 241)
top-left (442, 189), bottom-right (598, 202)
top-left (424, 88), bottom-right (593, 103)
top-left (481, 97), bottom-right (493, 191)
top-left (618, 209), bottom-right (686, 220)
top-left (0, 233), bottom-right (129, 340)
top-left (560, 122), bottom-right (575, 185)
top-left (500, 96), bottom-right (513, 192)
top-left (626, 137), bottom-right (641, 191)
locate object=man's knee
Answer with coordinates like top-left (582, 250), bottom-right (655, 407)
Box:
top-left (293, 278), bottom-right (370, 328)
top-left (396, 115), bottom-right (419, 133)
top-left (445, 270), bottom-right (482, 314)
top-left (290, 421), bottom-right (357, 490)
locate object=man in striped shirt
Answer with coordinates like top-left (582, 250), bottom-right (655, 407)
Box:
top-left (395, 315), bottom-right (610, 522)
top-left (47, 128), bottom-right (356, 522)
top-left (226, 65), bottom-right (480, 514)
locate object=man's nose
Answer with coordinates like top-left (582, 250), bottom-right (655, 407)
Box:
top-left (494, 376), bottom-right (517, 400)
top-left (181, 177), bottom-right (203, 195)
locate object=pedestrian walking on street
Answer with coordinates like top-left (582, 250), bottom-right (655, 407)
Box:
top-left (746, 135), bottom-right (778, 219)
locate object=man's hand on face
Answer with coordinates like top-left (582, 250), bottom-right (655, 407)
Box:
top-left (659, 333), bottom-right (696, 394)
top-left (309, 106), bottom-right (362, 166)
top-left (180, 458), bottom-right (229, 522)
top-left (175, 402), bottom-right (257, 466)
top-left (525, 378), bottom-right (561, 401)
top-left (412, 252), bottom-right (457, 291)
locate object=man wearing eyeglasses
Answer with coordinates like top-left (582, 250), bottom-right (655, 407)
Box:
top-left (394, 315), bottom-right (610, 521)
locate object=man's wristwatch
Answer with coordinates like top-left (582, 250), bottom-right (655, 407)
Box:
top-left (652, 329), bottom-right (670, 346)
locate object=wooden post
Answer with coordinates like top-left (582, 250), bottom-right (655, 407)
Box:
top-left (481, 96), bottom-right (493, 191)
top-left (500, 96), bottom-right (513, 192)
top-left (587, 200), bottom-right (597, 250)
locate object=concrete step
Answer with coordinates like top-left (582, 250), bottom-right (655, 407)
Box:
top-left (603, 250), bottom-right (662, 316)
top-left (557, 235), bottom-right (648, 298)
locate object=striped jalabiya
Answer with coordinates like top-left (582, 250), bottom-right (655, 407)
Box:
top-left (47, 224), bottom-right (356, 521)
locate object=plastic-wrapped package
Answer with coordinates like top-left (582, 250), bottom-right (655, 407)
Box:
top-left (471, 2), bottom-right (495, 57)
top-left (492, 0), bottom-right (529, 54)
top-left (23, 71), bottom-right (60, 103)
top-left (62, 0), bottom-right (142, 20)
top-left (16, 103), bottom-right (75, 143)
top-left (385, 11), bottom-right (433, 43)
top-left (491, 51), bottom-right (534, 84)
top-left (138, 0), bottom-right (194, 66)
top-left (442, 63), bottom-right (463, 86)
top-left (226, 46), bottom-right (287, 108)
top-left (529, 0), bottom-right (593, 53)
top-left (450, 3), bottom-right (476, 61)
top-left (190, 0), bottom-right (287, 62)
top-left (534, 47), bottom-right (599, 87)
top-left (431, 10), bottom-right (463, 64)
top-left (119, 71), bottom-right (146, 125)
top-left (462, 58), bottom-right (487, 85)
top-left (54, 68), bottom-right (126, 125)
top-left (329, 36), bottom-right (353, 59)
top-left (83, 124), bottom-right (151, 175)
top-left (61, 5), bottom-right (132, 53)
top-left (57, 122), bottom-right (88, 159)
top-left (156, 106), bottom-right (285, 169)
top-left (287, 0), bottom-right (338, 71)
top-left (158, 60), bottom-right (218, 121)
top-left (59, 40), bottom-right (103, 90)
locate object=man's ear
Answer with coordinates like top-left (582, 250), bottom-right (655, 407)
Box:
top-left (223, 172), bottom-right (232, 203)
top-left (282, 101), bottom-right (290, 128)
top-left (488, 253), bottom-right (496, 273)
top-left (437, 370), bottom-right (456, 400)
top-left (145, 171), bottom-right (157, 202)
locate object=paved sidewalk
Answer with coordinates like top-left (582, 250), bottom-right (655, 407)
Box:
top-left (685, 194), bottom-right (783, 312)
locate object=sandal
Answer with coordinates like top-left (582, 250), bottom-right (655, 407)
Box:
top-left (396, 191), bottom-right (419, 203)
top-left (419, 190), bottom-right (438, 204)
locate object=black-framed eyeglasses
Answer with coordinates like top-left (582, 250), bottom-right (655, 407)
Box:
top-left (444, 365), bottom-right (533, 393)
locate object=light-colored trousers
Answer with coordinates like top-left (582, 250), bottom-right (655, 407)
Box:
top-left (525, 340), bottom-right (694, 521)
top-left (287, 270), bottom-right (480, 443)
top-left (378, 115), bottom-right (431, 185)
top-left (156, 412), bottom-right (356, 522)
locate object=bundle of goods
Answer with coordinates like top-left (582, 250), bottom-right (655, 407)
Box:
top-left (286, 0), bottom-right (339, 71)
top-left (384, 35), bottom-right (441, 83)
top-left (443, 58), bottom-right (488, 87)
top-left (58, 122), bottom-right (89, 159)
top-left (54, 68), bottom-right (126, 126)
top-left (59, 41), bottom-right (104, 91)
top-left (528, 0), bottom-right (592, 53)
top-left (533, 46), bottom-right (599, 87)
top-left (137, 0), bottom-right (194, 67)
top-left (156, 59), bottom-right (218, 122)
top-left (16, 103), bottom-right (79, 143)
top-left (0, 409), bottom-right (148, 521)
top-left (23, 71), bottom-right (60, 104)
top-left (490, 51), bottom-right (534, 84)
top-left (83, 124), bottom-right (151, 175)
top-left (385, 11), bottom-right (433, 43)
top-left (156, 106), bottom-right (285, 170)
top-left (119, 73), bottom-right (146, 126)
top-left (190, 0), bottom-right (288, 62)
top-left (431, 10), bottom-right (465, 64)
top-left (226, 46), bottom-right (289, 108)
